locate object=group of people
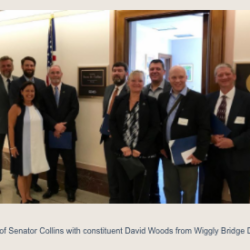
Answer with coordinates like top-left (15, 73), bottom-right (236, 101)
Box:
top-left (0, 55), bottom-right (249, 204)
top-left (101, 60), bottom-right (250, 204)
top-left (0, 56), bottom-right (79, 203)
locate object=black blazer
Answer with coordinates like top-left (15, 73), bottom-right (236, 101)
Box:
top-left (40, 83), bottom-right (79, 144)
top-left (109, 93), bottom-right (160, 156)
top-left (100, 83), bottom-right (129, 144)
top-left (9, 75), bottom-right (46, 105)
top-left (158, 89), bottom-right (211, 161)
top-left (207, 89), bottom-right (250, 171)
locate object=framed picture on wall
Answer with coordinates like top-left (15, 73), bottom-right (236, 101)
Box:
top-left (180, 64), bottom-right (193, 82)
top-left (78, 66), bottom-right (107, 97)
top-left (234, 62), bottom-right (250, 93)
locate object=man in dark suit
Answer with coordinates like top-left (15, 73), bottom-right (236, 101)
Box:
top-left (41, 65), bottom-right (79, 202)
top-left (202, 63), bottom-right (250, 203)
top-left (9, 56), bottom-right (46, 192)
top-left (158, 66), bottom-right (210, 203)
top-left (0, 56), bottom-right (18, 192)
top-left (100, 62), bottom-right (129, 203)
top-left (142, 59), bottom-right (171, 203)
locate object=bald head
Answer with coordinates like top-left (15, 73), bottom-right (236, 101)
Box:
top-left (169, 66), bottom-right (186, 77)
top-left (168, 66), bottom-right (187, 94)
top-left (48, 65), bottom-right (63, 86)
top-left (49, 65), bottom-right (62, 73)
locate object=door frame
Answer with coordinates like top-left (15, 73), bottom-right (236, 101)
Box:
top-left (114, 10), bottom-right (225, 94)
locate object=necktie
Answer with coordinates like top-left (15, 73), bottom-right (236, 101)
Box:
top-left (7, 78), bottom-right (11, 93)
top-left (55, 86), bottom-right (59, 106)
top-left (107, 87), bottom-right (119, 114)
top-left (216, 95), bottom-right (227, 124)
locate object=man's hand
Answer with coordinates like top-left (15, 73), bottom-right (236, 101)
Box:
top-left (54, 122), bottom-right (67, 133)
top-left (160, 149), bottom-right (168, 158)
top-left (211, 134), bottom-right (224, 144)
top-left (132, 149), bottom-right (141, 158)
top-left (121, 147), bottom-right (132, 157)
top-left (215, 138), bottom-right (234, 149)
top-left (53, 131), bottom-right (61, 139)
top-left (187, 154), bottom-right (201, 165)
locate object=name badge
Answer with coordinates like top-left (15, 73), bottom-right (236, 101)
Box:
top-left (178, 118), bottom-right (189, 126)
top-left (234, 116), bottom-right (245, 124)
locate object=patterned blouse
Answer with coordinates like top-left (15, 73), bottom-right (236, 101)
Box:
top-left (123, 102), bottom-right (139, 149)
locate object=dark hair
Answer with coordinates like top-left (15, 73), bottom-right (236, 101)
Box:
top-left (16, 82), bottom-right (39, 108)
top-left (112, 62), bottom-right (128, 72)
top-left (149, 59), bottom-right (165, 70)
top-left (21, 56), bottom-right (36, 66)
top-left (0, 56), bottom-right (13, 62)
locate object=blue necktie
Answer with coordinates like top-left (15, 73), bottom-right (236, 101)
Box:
top-left (55, 86), bottom-right (59, 106)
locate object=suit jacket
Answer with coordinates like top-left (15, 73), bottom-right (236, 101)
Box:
top-left (109, 92), bottom-right (160, 156)
top-left (102, 83), bottom-right (129, 117)
top-left (40, 83), bottom-right (79, 144)
top-left (158, 89), bottom-right (211, 161)
top-left (142, 79), bottom-right (171, 96)
top-left (207, 88), bottom-right (250, 171)
top-left (0, 75), bottom-right (18, 134)
top-left (9, 75), bottom-right (46, 105)
top-left (100, 83), bottom-right (129, 143)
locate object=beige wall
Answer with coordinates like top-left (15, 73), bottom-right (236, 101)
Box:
top-left (0, 10), bottom-right (115, 171)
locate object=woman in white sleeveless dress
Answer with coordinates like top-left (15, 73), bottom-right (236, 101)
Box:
top-left (8, 82), bottom-right (49, 203)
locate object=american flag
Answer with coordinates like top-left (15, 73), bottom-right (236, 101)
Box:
top-left (46, 15), bottom-right (56, 85)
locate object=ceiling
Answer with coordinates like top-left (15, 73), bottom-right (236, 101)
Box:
top-left (135, 14), bottom-right (204, 40)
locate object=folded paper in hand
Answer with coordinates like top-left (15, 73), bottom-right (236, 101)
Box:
top-left (169, 135), bottom-right (197, 165)
top-left (211, 114), bottom-right (231, 136)
top-left (100, 114), bottom-right (110, 136)
top-left (117, 156), bottom-right (145, 180)
top-left (49, 131), bottom-right (72, 149)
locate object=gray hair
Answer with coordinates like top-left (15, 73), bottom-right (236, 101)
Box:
top-left (128, 70), bottom-right (145, 82)
top-left (0, 56), bottom-right (13, 62)
top-left (214, 63), bottom-right (234, 77)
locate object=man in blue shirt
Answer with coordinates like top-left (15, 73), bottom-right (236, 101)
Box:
top-left (158, 66), bottom-right (210, 203)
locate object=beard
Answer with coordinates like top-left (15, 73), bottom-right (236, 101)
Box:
top-left (2, 71), bottom-right (11, 78)
top-left (113, 76), bottom-right (126, 86)
top-left (24, 69), bottom-right (34, 78)
top-left (50, 78), bottom-right (61, 84)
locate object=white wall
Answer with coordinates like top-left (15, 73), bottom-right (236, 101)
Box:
top-left (129, 22), bottom-right (172, 84)
top-left (0, 10), bottom-right (111, 169)
top-left (233, 10), bottom-right (250, 62)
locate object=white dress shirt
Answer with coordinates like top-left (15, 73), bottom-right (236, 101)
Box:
top-left (51, 82), bottom-right (62, 98)
top-left (1, 74), bottom-right (13, 93)
top-left (214, 86), bottom-right (236, 125)
top-left (107, 82), bottom-right (126, 111)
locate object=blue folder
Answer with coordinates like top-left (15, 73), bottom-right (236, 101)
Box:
top-left (169, 135), bottom-right (197, 166)
top-left (100, 114), bottom-right (110, 135)
top-left (49, 131), bottom-right (72, 149)
top-left (210, 114), bottom-right (231, 136)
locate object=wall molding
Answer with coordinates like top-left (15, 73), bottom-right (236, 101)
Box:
top-left (3, 147), bottom-right (107, 174)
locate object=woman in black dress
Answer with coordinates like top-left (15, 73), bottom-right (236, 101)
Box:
top-left (109, 70), bottom-right (160, 203)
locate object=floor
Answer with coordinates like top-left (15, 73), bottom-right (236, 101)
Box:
top-left (0, 169), bottom-right (109, 204)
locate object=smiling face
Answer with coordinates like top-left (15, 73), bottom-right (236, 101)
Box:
top-left (128, 72), bottom-right (144, 93)
top-left (149, 62), bottom-right (166, 84)
top-left (22, 60), bottom-right (35, 78)
top-left (0, 59), bottom-right (14, 78)
top-left (21, 84), bottom-right (35, 103)
top-left (112, 66), bottom-right (128, 86)
top-left (49, 66), bottom-right (63, 86)
top-left (215, 66), bottom-right (236, 90)
top-left (168, 66), bottom-right (187, 94)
